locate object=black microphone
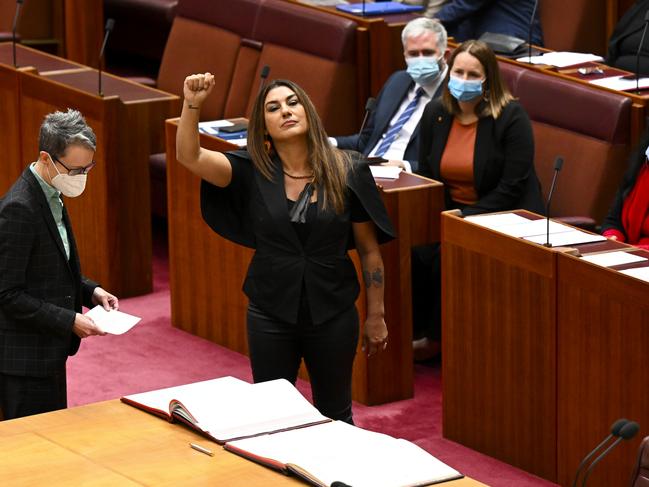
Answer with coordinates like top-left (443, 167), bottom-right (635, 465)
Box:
top-left (635, 10), bottom-right (649, 94)
top-left (570, 418), bottom-right (629, 487)
top-left (356, 97), bottom-right (376, 153)
top-left (11, 0), bottom-right (24, 68)
top-left (98, 18), bottom-right (115, 97)
top-left (543, 156), bottom-right (564, 248)
top-left (526, 0), bottom-right (540, 63)
top-left (331, 482), bottom-right (352, 487)
top-left (257, 65), bottom-right (271, 96)
top-left (581, 421), bottom-right (640, 487)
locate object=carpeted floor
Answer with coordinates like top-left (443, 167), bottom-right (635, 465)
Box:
top-left (67, 223), bottom-right (558, 487)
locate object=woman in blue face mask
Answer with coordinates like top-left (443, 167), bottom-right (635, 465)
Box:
top-left (411, 40), bottom-right (543, 361)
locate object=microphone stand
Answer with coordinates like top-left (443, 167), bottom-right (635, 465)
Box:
top-left (12, 0), bottom-right (24, 68)
top-left (636, 11), bottom-right (649, 94)
top-left (527, 0), bottom-right (540, 63)
top-left (98, 18), bottom-right (115, 97)
top-left (544, 157), bottom-right (564, 248)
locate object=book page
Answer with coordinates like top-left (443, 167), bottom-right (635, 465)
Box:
top-left (121, 376), bottom-right (249, 419)
top-left (226, 421), bottom-right (462, 487)
top-left (620, 266), bottom-right (649, 283)
top-left (465, 212), bottom-right (530, 229)
top-left (524, 230), bottom-right (606, 246)
top-left (581, 251), bottom-right (647, 268)
top-left (178, 379), bottom-right (328, 442)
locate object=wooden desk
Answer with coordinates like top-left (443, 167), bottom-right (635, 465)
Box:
top-left (442, 211), bottom-right (649, 486)
top-left (0, 42), bottom-right (180, 297)
top-left (0, 399), bottom-right (486, 486)
top-left (165, 119), bottom-right (444, 406)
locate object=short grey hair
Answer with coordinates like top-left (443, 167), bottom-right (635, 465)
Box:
top-left (38, 109), bottom-right (97, 159)
top-left (401, 17), bottom-right (448, 53)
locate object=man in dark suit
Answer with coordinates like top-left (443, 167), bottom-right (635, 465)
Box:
top-left (332, 17), bottom-right (449, 173)
top-left (434, 0), bottom-right (543, 46)
top-left (0, 109), bottom-right (119, 420)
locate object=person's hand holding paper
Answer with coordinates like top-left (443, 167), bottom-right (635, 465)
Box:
top-left (85, 306), bottom-right (141, 335)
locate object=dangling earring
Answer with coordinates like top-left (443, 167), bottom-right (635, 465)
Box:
top-left (264, 137), bottom-right (272, 154)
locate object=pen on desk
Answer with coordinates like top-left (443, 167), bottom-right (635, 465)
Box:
top-left (190, 442), bottom-right (214, 456)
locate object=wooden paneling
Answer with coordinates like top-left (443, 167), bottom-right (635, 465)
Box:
top-left (442, 212), bottom-right (558, 481)
top-left (63, 0), bottom-right (103, 66)
top-left (557, 253), bottom-right (649, 487)
top-left (0, 63), bottom-right (22, 195)
top-left (166, 119), bottom-right (444, 405)
top-left (8, 64), bottom-right (179, 297)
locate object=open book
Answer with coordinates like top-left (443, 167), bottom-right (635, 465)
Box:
top-left (121, 376), bottom-right (329, 444)
top-left (225, 420), bottom-right (463, 487)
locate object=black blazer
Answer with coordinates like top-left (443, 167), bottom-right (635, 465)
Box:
top-left (0, 168), bottom-right (97, 377)
top-left (335, 71), bottom-right (443, 171)
top-left (605, 0), bottom-right (649, 74)
top-left (418, 99), bottom-right (544, 216)
top-left (201, 151), bottom-right (395, 325)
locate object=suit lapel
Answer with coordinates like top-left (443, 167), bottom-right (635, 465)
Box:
top-left (367, 76), bottom-right (415, 153)
top-left (473, 116), bottom-right (493, 192)
top-left (429, 109), bottom-right (453, 180)
top-left (254, 157), bottom-right (302, 250)
top-left (23, 170), bottom-right (72, 270)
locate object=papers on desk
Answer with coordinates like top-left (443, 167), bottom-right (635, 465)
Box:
top-left (516, 51), bottom-right (603, 67)
top-left (85, 305), bottom-right (141, 335)
top-left (465, 212), bottom-right (606, 246)
top-left (620, 266), bottom-right (649, 283)
top-left (581, 251), bottom-right (647, 268)
top-left (369, 165), bottom-right (402, 179)
top-left (589, 75), bottom-right (649, 92)
top-left (524, 230), bottom-right (606, 246)
top-left (198, 119), bottom-right (234, 135)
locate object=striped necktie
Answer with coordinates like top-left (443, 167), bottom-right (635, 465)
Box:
top-left (374, 87), bottom-right (425, 157)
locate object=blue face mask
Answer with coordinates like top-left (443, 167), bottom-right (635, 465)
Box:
top-left (448, 76), bottom-right (484, 102)
top-left (406, 56), bottom-right (441, 86)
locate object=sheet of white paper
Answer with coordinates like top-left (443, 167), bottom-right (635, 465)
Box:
top-left (369, 165), bottom-right (401, 179)
top-left (589, 75), bottom-right (649, 92)
top-left (581, 251), bottom-right (647, 268)
top-left (198, 120), bottom-right (234, 135)
top-left (85, 305), bottom-right (141, 335)
top-left (230, 138), bottom-right (247, 147)
top-left (465, 212), bottom-right (530, 229)
top-left (516, 52), bottom-right (603, 67)
top-left (524, 230), bottom-right (606, 246)
top-left (494, 219), bottom-right (574, 238)
top-left (620, 266), bottom-right (649, 283)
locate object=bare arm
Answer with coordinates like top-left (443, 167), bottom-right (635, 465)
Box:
top-left (176, 72), bottom-right (233, 188)
top-left (352, 220), bottom-right (388, 357)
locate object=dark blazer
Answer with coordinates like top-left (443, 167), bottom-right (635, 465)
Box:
top-left (335, 71), bottom-right (443, 172)
top-left (436, 0), bottom-right (543, 46)
top-left (418, 99), bottom-right (544, 216)
top-left (605, 0), bottom-right (649, 74)
top-left (201, 151), bottom-right (395, 325)
top-left (0, 168), bottom-right (97, 377)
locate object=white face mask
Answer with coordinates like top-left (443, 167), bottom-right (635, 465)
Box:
top-left (47, 157), bottom-right (87, 197)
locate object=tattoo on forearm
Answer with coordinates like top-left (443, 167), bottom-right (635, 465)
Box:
top-left (363, 268), bottom-right (384, 288)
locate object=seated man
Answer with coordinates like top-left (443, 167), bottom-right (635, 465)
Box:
top-left (433, 0), bottom-right (543, 46)
top-left (606, 0), bottom-right (649, 75)
top-left (332, 17), bottom-right (449, 173)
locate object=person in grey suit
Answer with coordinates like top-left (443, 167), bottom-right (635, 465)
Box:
top-left (0, 109), bottom-right (119, 420)
top-left (333, 17), bottom-right (449, 173)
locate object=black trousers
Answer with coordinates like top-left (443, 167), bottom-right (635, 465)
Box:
top-left (247, 301), bottom-right (359, 424)
top-left (0, 368), bottom-right (67, 420)
top-left (411, 243), bottom-right (441, 341)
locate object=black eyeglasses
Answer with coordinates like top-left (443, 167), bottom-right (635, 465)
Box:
top-left (53, 156), bottom-right (96, 176)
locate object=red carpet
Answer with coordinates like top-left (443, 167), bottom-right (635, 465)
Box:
top-left (67, 224), bottom-right (558, 487)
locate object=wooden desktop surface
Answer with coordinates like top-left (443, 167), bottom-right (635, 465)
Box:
top-left (165, 119), bottom-right (444, 406)
top-left (442, 210), bottom-right (649, 486)
top-left (0, 399), bottom-right (487, 486)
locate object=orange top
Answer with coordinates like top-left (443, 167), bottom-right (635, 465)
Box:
top-left (440, 118), bottom-right (479, 205)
